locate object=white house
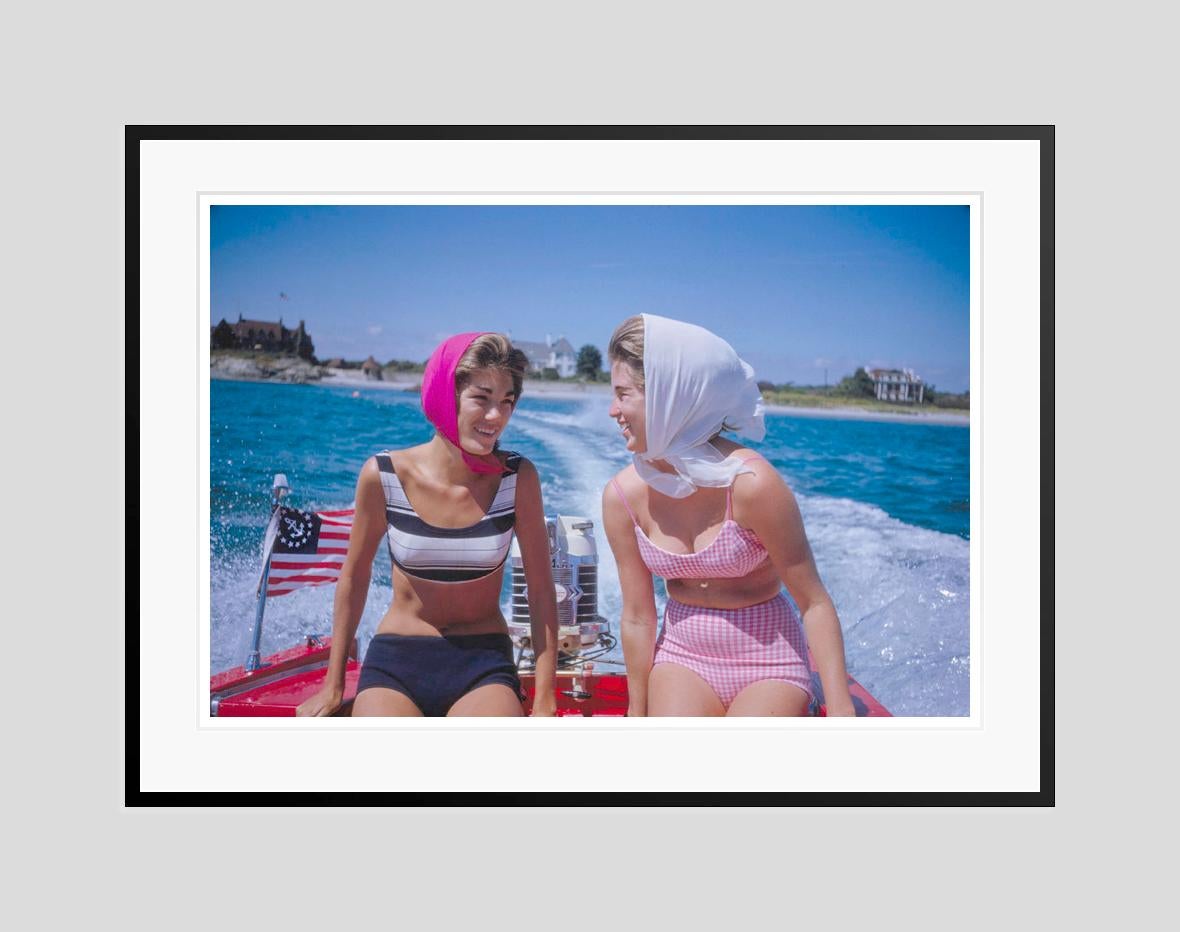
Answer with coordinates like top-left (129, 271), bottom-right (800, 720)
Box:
top-left (867, 367), bottom-right (925, 403)
top-left (512, 334), bottom-right (578, 378)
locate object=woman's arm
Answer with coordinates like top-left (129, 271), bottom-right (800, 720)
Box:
top-left (601, 478), bottom-right (659, 717)
top-left (296, 458), bottom-right (388, 717)
top-left (513, 459), bottom-right (559, 716)
top-left (738, 462), bottom-right (856, 717)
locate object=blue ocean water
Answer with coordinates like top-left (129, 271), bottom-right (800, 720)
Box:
top-left (211, 379), bottom-right (971, 715)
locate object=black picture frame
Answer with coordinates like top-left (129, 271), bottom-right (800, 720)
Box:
top-left (127, 125), bottom-right (1053, 806)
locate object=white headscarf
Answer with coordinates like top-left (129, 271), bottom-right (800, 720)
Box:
top-left (633, 314), bottom-right (766, 498)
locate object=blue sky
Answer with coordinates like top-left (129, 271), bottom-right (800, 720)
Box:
top-left (211, 204), bottom-right (970, 391)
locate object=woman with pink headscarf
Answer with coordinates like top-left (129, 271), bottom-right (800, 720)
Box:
top-left (298, 333), bottom-right (558, 717)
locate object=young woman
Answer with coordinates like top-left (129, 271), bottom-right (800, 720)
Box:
top-left (601, 314), bottom-right (855, 717)
top-left (298, 332), bottom-right (558, 717)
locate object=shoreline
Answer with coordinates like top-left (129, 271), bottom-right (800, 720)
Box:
top-left (517, 379), bottom-right (970, 425)
top-left (763, 403), bottom-right (969, 426)
top-left (213, 369), bottom-right (969, 426)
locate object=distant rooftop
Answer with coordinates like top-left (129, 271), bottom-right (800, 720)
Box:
top-left (867, 367), bottom-right (922, 383)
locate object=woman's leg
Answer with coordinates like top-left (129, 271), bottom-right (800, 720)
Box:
top-left (726, 680), bottom-right (810, 717)
top-left (648, 663), bottom-right (726, 716)
top-left (447, 683), bottom-right (525, 717)
top-left (352, 686), bottom-right (424, 717)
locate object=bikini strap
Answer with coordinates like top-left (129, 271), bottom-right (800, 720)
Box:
top-left (373, 454), bottom-right (400, 509)
top-left (375, 453), bottom-right (395, 474)
top-left (610, 478), bottom-right (640, 528)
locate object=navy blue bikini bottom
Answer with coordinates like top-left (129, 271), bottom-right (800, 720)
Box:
top-left (357, 632), bottom-right (525, 716)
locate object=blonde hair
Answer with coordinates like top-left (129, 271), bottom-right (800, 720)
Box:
top-left (454, 333), bottom-right (529, 404)
top-left (611, 315), bottom-right (737, 438)
top-left (607, 315), bottom-right (645, 390)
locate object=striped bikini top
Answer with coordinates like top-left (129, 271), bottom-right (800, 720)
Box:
top-left (609, 458), bottom-right (770, 580)
top-left (376, 451), bottom-right (521, 584)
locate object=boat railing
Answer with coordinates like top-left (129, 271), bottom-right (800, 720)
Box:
top-left (245, 473), bottom-right (291, 672)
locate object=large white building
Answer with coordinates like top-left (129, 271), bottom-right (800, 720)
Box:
top-left (512, 334), bottom-right (578, 377)
top-left (867, 367), bottom-right (925, 403)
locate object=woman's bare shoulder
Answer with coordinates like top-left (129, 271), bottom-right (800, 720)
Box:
top-left (602, 464), bottom-right (643, 515)
top-left (731, 449), bottom-right (789, 497)
top-left (355, 454), bottom-right (388, 489)
top-left (606, 462), bottom-right (641, 488)
top-left (604, 464), bottom-right (646, 503)
top-left (377, 443), bottom-right (434, 475)
top-left (510, 453), bottom-right (538, 482)
top-left (359, 444), bottom-right (423, 485)
top-left (352, 458), bottom-right (388, 515)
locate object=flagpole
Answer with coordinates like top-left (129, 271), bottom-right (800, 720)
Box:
top-left (246, 474), bottom-right (290, 673)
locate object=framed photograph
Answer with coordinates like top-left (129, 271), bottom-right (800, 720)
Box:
top-left (131, 126), bottom-right (1051, 803)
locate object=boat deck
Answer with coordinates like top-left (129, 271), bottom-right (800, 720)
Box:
top-left (211, 638), bottom-right (890, 717)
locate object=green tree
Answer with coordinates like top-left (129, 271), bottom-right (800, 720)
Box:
top-left (835, 367), bottom-right (876, 398)
top-left (576, 344), bottom-right (603, 380)
top-left (542, 367), bottom-right (560, 381)
top-left (211, 319), bottom-right (235, 349)
top-left (384, 358), bottom-right (425, 372)
top-left (295, 329), bottom-right (316, 362)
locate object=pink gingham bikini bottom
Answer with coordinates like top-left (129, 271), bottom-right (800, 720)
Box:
top-left (653, 592), bottom-right (814, 708)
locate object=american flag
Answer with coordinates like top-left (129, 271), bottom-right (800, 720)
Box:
top-left (261, 505), bottom-right (355, 597)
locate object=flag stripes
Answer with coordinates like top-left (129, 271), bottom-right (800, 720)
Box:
top-left (263, 505), bottom-right (355, 597)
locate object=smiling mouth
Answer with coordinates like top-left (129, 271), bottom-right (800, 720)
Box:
top-left (474, 427), bottom-right (498, 439)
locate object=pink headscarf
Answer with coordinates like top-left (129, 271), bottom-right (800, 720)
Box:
top-left (421, 332), bottom-right (503, 475)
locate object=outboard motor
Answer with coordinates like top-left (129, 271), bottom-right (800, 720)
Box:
top-left (508, 515), bottom-right (613, 668)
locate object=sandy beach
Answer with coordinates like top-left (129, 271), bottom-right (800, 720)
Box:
top-left (319, 369), bottom-right (420, 391)
top-left (762, 404), bottom-right (969, 426)
top-left (511, 377), bottom-right (969, 426)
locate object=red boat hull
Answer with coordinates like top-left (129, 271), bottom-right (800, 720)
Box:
top-left (212, 640), bottom-right (889, 717)
top-left (211, 638), bottom-right (361, 717)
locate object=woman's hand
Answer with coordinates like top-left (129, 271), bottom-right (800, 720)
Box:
top-left (296, 684), bottom-right (344, 717)
top-left (823, 689), bottom-right (857, 717)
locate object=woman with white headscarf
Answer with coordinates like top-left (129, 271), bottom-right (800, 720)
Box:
top-left (602, 314), bottom-right (855, 716)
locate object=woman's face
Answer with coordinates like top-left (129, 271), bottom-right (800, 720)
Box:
top-left (457, 368), bottom-right (517, 456)
top-left (609, 360), bottom-right (646, 454)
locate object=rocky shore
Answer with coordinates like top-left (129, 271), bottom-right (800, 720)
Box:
top-left (210, 353), bottom-right (327, 383)
top-left (211, 353), bottom-right (434, 390)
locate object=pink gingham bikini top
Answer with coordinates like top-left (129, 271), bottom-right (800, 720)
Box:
top-left (610, 455), bottom-right (770, 580)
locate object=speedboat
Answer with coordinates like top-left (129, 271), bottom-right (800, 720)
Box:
top-left (210, 475), bottom-right (891, 717)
